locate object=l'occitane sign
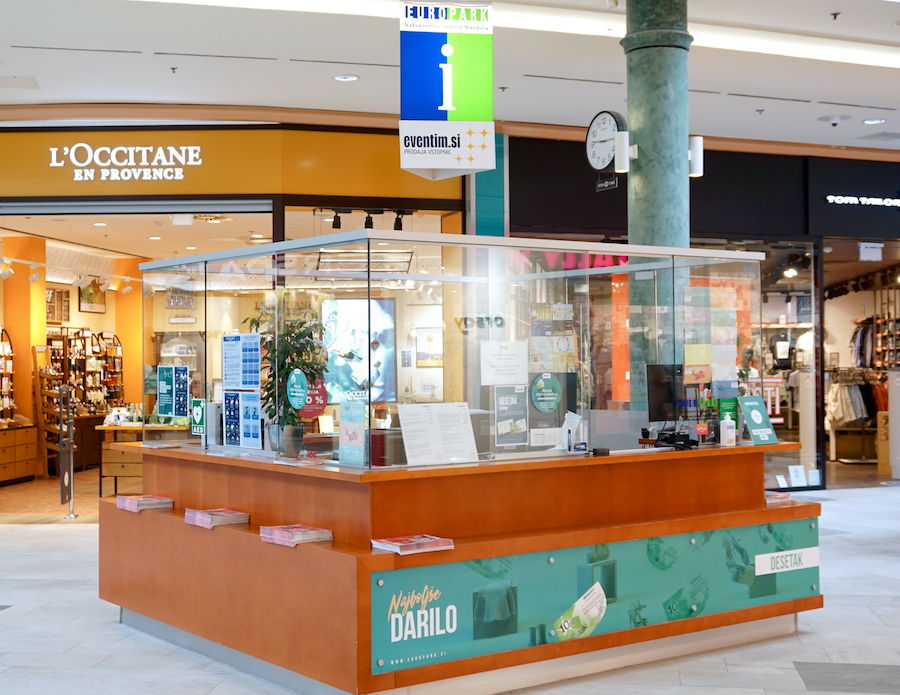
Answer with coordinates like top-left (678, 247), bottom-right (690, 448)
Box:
top-left (49, 142), bottom-right (203, 181)
top-left (0, 129), bottom-right (462, 200)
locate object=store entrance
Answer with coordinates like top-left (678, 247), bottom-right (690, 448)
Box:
top-left (822, 237), bottom-right (900, 488)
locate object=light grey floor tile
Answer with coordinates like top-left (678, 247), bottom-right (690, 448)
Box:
top-left (824, 646), bottom-right (900, 665)
top-left (680, 668), bottom-right (807, 690)
top-left (0, 666), bottom-right (228, 695)
top-left (205, 670), bottom-right (300, 695)
top-left (0, 651), bottom-right (111, 668)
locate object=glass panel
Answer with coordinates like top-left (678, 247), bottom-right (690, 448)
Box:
top-left (142, 262), bottom-right (205, 445)
top-left (141, 234), bottom-right (765, 469)
top-left (673, 255), bottom-right (762, 446)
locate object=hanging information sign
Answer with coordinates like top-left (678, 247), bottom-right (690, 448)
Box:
top-left (399, 2), bottom-right (495, 181)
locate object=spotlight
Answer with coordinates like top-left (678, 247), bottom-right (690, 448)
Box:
top-left (365, 214), bottom-right (374, 229)
top-left (785, 294), bottom-right (792, 305)
top-left (394, 212), bottom-right (403, 231)
top-left (27, 266), bottom-right (40, 283)
top-left (783, 267), bottom-right (798, 278)
top-left (0, 265), bottom-right (13, 280)
top-left (142, 285), bottom-right (154, 298)
top-left (99, 279), bottom-right (110, 292)
top-left (332, 213), bottom-right (341, 230)
top-left (762, 293), bottom-right (769, 303)
top-left (121, 283), bottom-right (133, 295)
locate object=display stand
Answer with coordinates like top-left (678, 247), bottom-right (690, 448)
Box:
top-left (101, 442), bottom-right (822, 695)
top-left (33, 344), bottom-right (64, 478)
top-left (96, 332), bottom-right (124, 408)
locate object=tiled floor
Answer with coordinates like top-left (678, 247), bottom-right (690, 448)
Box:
top-left (0, 486), bottom-right (898, 694)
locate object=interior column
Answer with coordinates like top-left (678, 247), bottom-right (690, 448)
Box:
top-left (114, 258), bottom-right (146, 404)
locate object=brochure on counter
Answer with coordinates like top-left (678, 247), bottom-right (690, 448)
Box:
top-left (371, 534), bottom-right (454, 555)
top-left (184, 507), bottom-right (250, 529)
top-left (116, 495), bottom-right (174, 512)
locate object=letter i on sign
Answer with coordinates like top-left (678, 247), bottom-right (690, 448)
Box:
top-left (438, 44), bottom-right (455, 111)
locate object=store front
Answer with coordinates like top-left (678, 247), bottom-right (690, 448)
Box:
top-left (0, 124), bottom-right (462, 490)
top-left (507, 136), bottom-right (900, 491)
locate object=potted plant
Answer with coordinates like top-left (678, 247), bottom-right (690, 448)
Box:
top-left (244, 305), bottom-right (328, 457)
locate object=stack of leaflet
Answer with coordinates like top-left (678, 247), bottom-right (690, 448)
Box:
top-left (765, 490), bottom-right (792, 506)
top-left (184, 507), bottom-right (250, 529)
top-left (259, 523), bottom-right (333, 547)
top-left (371, 534), bottom-right (454, 555)
top-left (115, 495), bottom-right (174, 513)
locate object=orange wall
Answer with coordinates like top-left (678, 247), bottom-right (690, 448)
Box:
top-left (611, 274), bottom-right (630, 403)
top-left (114, 259), bottom-right (145, 404)
top-left (2, 237), bottom-right (46, 422)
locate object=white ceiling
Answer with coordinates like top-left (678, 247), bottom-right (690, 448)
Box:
top-left (0, 0), bottom-right (899, 148)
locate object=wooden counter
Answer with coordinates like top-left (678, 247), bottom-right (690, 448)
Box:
top-left (97, 425), bottom-right (190, 496)
top-left (100, 442), bottom-right (821, 695)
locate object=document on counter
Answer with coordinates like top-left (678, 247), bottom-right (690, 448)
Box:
top-left (397, 402), bottom-right (479, 466)
top-left (480, 341), bottom-right (528, 386)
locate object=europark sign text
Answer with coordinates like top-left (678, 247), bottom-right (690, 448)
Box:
top-left (48, 143), bottom-right (203, 181)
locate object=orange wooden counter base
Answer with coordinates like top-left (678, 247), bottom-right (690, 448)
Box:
top-left (99, 442), bottom-right (821, 694)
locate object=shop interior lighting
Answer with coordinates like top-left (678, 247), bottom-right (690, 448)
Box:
top-left (364, 214), bottom-right (374, 229)
top-left (99, 279), bottom-right (111, 292)
top-left (688, 136), bottom-right (704, 178)
top-left (334, 74), bottom-right (359, 82)
top-left (864, 119), bottom-right (887, 125)
top-left (393, 212), bottom-right (403, 231)
top-left (27, 265), bottom-right (40, 283)
top-left (121, 283), bottom-right (133, 295)
top-left (123, 1), bottom-right (900, 69)
top-left (783, 267), bottom-right (799, 278)
top-left (0, 261), bottom-right (14, 280)
top-left (332, 213), bottom-right (341, 230)
top-left (93, 222), bottom-right (107, 227)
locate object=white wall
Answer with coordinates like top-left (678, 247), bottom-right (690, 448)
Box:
top-left (823, 290), bottom-right (877, 368)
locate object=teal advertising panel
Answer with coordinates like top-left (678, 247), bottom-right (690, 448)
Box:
top-left (371, 518), bottom-right (819, 674)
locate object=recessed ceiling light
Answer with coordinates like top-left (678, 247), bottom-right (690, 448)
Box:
top-left (250, 233), bottom-right (264, 238)
top-left (334, 74), bottom-right (359, 82)
top-left (93, 222), bottom-right (107, 227)
top-left (324, 218), bottom-right (334, 222)
top-left (149, 236), bottom-right (161, 240)
top-left (186, 246), bottom-right (196, 250)
top-left (864, 118), bottom-right (887, 125)
top-left (207, 219), bottom-right (221, 224)
top-left (378, 242), bottom-right (389, 246)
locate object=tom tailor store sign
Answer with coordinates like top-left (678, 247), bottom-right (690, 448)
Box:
top-left (48, 143), bottom-right (202, 181)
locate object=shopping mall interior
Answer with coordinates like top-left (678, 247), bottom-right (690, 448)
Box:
top-left (2, 1), bottom-right (900, 695)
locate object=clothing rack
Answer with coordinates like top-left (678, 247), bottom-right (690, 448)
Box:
top-left (825, 367), bottom-right (886, 464)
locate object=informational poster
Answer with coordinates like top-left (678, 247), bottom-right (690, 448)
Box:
top-left (397, 402), bottom-right (479, 466)
top-left (286, 369), bottom-right (308, 410)
top-left (495, 385), bottom-right (528, 447)
top-left (190, 399), bottom-right (205, 436)
top-left (223, 390), bottom-right (262, 449)
top-left (339, 401), bottom-right (367, 466)
top-left (738, 396), bottom-right (777, 444)
top-left (298, 378), bottom-right (328, 418)
top-left (157, 365), bottom-right (174, 417)
top-left (157, 365), bottom-right (189, 418)
top-left (222, 333), bottom-right (261, 391)
top-left (480, 341), bottom-right (528, 386)
top-left (788, 464), bottom-right (808, 487)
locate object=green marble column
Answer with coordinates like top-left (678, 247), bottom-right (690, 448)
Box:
top-left (621, 0), bottom-right (693, 249)
top-left (621, 1), bottom-right (693, 409)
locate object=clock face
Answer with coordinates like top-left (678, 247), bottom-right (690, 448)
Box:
top-left (586, 111), bottom-right (620, 171)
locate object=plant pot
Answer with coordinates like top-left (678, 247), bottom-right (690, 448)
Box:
top-left (268, 423), bottom-right (304, 458)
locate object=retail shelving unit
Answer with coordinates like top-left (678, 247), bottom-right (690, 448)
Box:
top-left (33, 344), bottom-right (64, 478)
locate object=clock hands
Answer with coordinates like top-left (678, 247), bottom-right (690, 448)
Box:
top-left (591, 138), bottom-right (614, 145)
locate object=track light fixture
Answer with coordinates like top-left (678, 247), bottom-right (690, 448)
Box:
top-left (0, 264), bottom-right (14, 280)
top-left (27, 265), bottom-right (40, 283)
top-left (121, 283), bottom-right (133, 295)
top-left (332, 213), bottom-right (341, 230)
top-left (394, 212), bottom-right (403, 231)
top-left (99, 279), bottom-right (110, 292)
top-left (365, 214), bottom-right (374, 229)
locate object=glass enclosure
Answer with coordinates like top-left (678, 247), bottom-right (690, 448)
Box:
top-left (141, 232), bottom-right (763, 468)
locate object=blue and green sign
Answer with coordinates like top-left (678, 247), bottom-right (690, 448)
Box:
top-left (400, 2), bottom-right (495, 180)
top-left (371, 517), bottom-right (819, 674)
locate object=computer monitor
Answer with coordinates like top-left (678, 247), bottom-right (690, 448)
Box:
top-left (646, 364), bottom-right (681, 424)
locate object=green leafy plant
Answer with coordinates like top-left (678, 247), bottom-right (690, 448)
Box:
top-left (244, 306), bottom-right (328, 428)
